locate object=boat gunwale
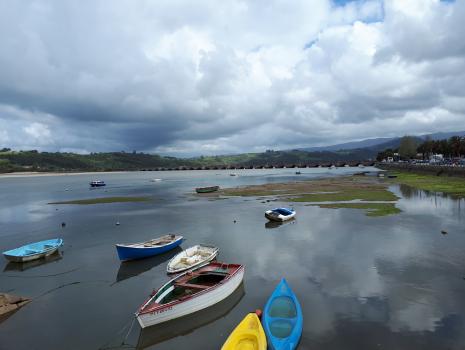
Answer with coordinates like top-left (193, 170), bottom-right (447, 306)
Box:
top-left (166, 244), bottom-right (220, 274)
top-left (137, 263), bottom-right (244, 316)
top-left (116, 235), bottom-right (183, 250)
top-left (263, 279), bottom-right (303, 348)
top-left (3, 238), bottom-right (63, 257)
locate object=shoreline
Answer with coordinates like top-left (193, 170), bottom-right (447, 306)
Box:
top-left (0, 171), bottom-right (130, 178)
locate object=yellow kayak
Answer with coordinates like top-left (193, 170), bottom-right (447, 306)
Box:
top-left (221, 313), bottom-right (267, 350)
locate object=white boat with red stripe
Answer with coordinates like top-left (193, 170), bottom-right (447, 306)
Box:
top-left (136, 261), bottom-right (244, 329)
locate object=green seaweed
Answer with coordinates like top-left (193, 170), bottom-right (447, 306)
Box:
top-left (49, 196), bottom-right (151, 205)
top-left (388, 171), bottom-right (465, 198)
top-left (310, 202), bottom-right (401, 217)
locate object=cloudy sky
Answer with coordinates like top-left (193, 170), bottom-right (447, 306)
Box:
top-left (0, 0), bottom-right (464, 156)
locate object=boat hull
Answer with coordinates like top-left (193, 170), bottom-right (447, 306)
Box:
top-left (3, 239), bottom-right (63, 263)
top-left (116, 237), bottom-right (183, 262)
top-left (221, 313), bottom-right (267, 350)
top-left (263, 279), bottom-right (303, 350)
top-left (195, 186), bottom-right (220, 193)
top-left (166, 245), bottom-right (219, 274)
top-left (137, 266), bottom-right (245, 328)
top-left (265, 211), bottom-right (296, 222)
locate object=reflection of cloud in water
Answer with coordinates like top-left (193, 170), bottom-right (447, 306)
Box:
top-left (242, 204), bottom-right (465, 336)
top-left (0, 202), bottom-right (55, 223)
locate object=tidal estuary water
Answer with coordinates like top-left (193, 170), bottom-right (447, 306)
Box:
top-left (0, 168), bottom-right (464, 349)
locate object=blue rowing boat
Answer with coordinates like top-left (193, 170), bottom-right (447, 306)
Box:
top-left (116, 234), bottom-right (183, 262)
top-left (263, 278), bottom-right (303, 350)
top-left (3, 238), bottom-right (63, 263)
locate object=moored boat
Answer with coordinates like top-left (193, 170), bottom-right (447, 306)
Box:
top-left (167, 244), bottom-right (219, 274)
top-left (136, 262), bottom-right (245, 328)
top-left (3, 238), bottom-right (63, 263)
top-left (221, 312), bottom-right (267, 350)
top-left (263, 278), bottom-right (303, 350)
top-left (195, 186), bottom-right (220, 193)
top-left (116, 234), bottom-right (183, 262)
top-left (265, 208), bottom-right (296, 222)
top-left (90, 180), bottom-right (106, 187)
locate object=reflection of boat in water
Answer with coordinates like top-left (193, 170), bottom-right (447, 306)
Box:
top-left (136, 283), bottom-right (245, 349)
top-left (115, 247), bottom-right (182, 284)
top-left (265, 218), bottom-right (295, 229)
top-left (3, 251), bottom-right (63, 272)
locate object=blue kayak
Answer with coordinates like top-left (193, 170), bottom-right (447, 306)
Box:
top-left (116, 234), bottom-right (183, 262)
top-left (3, 238), bottom-right (63, 263)
top-left (263, 278), bottom-right (303, 350)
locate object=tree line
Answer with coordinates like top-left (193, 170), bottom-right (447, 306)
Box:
top-left (377, 135), bottom-right (465, 161)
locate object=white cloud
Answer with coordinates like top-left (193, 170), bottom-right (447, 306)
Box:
top-left (0, 0), bottom-right (464, 155)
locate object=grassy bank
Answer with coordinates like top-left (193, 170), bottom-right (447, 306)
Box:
top-left (49, 196), bottom-right (151, 205)
top-left (221, 176), bottom-right (400, 217)
top-left (388, 171), bottom-right (465, 198)
top-left (311, 203), bottom-right (401, 217)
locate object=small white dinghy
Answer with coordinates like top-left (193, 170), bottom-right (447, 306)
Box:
top-left (265, 208), bottom-right (296, 222)
top-left (167, 244), bottom-right (219, 274)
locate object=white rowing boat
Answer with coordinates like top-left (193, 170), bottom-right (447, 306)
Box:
top-left (167, 244), bottom-right (219, 274)
top-left (136, 262), bottom-right (244, 328)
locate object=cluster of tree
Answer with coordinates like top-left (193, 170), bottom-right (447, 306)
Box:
top-left (417, 136), bottom-right (465, 159)
top-left (0, 148), bottom-right (374, 173)
top-left (377, 135), bottom-right (465, 161)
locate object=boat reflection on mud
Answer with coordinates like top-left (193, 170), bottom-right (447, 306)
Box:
top-left (265, 218), bottom-right (295, 229)
top-left (3, 251), bottom-right (63, 272)
top-left (135, 282), bottom-right (245, 349)
top-left (115, 247), bottom-right (183, 284)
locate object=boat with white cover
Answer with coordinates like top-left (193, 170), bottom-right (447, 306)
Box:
top-left (265, 208), bottom-right (296, 222)
top-left (167, 244), bottom-right (219, 274)
top-left (136, 262), bottom-right (245, 328)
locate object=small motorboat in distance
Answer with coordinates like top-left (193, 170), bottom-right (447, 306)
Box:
top-left (221, 312), bottom-right (267, 350)
top-left (116, 234), bottom-right (183, 262)
top-left (167, 244), bottom-right (219, 274)
top-left (195, 185), bottom-right (220, 193)
top-left (265, 208), bottom-right (296, 222)
top-left (263, 278), bottom-right (303, 350)
top-left (295, 171), bottom-right (301, 175)
top-left (90, 180), bottom-right (106, 187)
top-left (3, 238), bottom-right (63, 263)
top-left (136, 262), bottom-right (245, 328)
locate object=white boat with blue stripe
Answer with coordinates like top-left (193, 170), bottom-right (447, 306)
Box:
top-left (265, 208), bottom-right (296, 222)
top-left (3, 238), bottom-right (63, 263)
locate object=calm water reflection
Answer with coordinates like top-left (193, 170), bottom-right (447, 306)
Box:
top-left (0, 168), bottom-right (464, 349)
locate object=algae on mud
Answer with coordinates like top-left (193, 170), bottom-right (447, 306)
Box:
top-left (48, 196), bottom-right (151, 205)
top-left (388, 171), bottom-right (465, 198)
top-left (310, 202), bottom-right (401, 217)
top-left (221, 176), bottom-right (401, 217)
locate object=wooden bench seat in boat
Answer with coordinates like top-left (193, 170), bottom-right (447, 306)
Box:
top-left (174, 282), bottom-right (209, 290)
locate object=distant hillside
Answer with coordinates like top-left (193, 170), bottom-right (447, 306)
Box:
top-left (300, 130), bottom-right (465, 153)
top-left (0, 149), bottom-right (373, 173)
top-left (302, 137), bottom-right (396, 152)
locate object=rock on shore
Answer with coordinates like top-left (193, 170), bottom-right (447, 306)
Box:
top-left (0, 293), bottom-right (30, 322)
